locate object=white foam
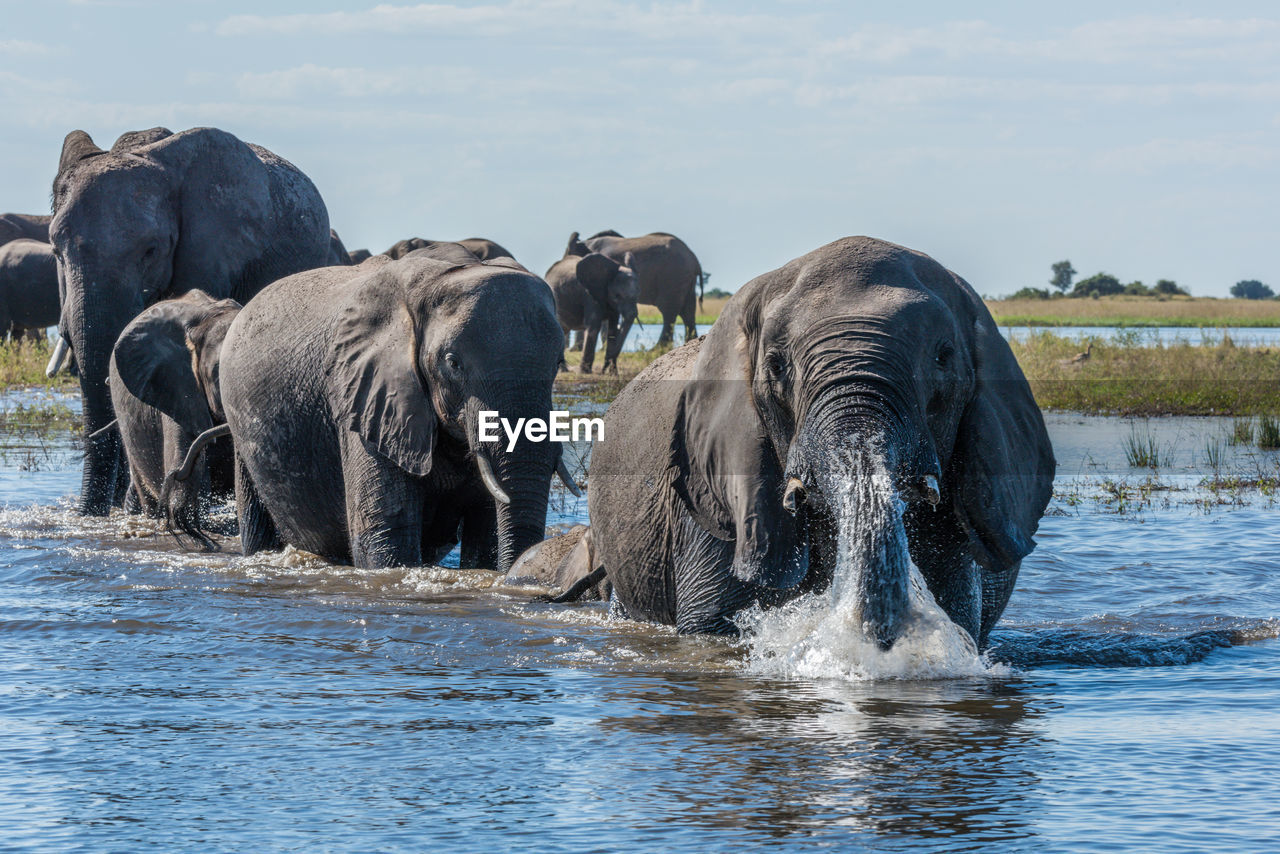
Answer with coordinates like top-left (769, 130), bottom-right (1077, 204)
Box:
top-left (740, 442), bottom-right (1007, 681)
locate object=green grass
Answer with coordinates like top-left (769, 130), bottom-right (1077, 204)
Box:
top-left (986, 295), bottom-right (1280, 328)
top-left (1258, 415), bottom-right (1280, 449)
top-left (1011, 331), bottom-right (1280, 416)
top-left (0, 339), bottom-right (77, 390)
top-left (1123, 425), bottom-right (1169, 469)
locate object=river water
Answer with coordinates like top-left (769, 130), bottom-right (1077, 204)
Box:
top-left (1, 391), bottom-right (1278, 851)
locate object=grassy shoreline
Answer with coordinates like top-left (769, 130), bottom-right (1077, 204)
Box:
top-left (8, 328), bottom-right (1280, 418)
top-left (986, 295), bottom-right (1280, 328)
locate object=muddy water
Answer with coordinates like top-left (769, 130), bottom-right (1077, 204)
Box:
top-left (2, 393), bottom-right (1278, 851)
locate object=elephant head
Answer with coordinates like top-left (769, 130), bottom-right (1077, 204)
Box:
top-left (112, 290), bottom-right (240, 539)
top-left (330, 249), bottom-right (565, 570)
top-left (670, 237), bottom-right (1053, 647)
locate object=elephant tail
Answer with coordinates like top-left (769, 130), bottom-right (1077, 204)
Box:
top-left (697, 263), bottom-right (705, 312)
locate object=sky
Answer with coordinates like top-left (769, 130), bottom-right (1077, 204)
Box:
top-left (2, 0), bottom-right (1278, 297)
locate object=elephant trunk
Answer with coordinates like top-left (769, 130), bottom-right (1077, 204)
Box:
top-left (791, 383), bottom-right (935, 650)
top-left (493, 467), bottom-right (552, 573)
top-left (65, 278), bottom-right (139, 515)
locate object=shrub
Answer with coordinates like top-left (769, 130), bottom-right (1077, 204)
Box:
top-left (1072, 273), bottom-right (1124, 298)
top-left (1231, 279), bottom-right (1274, 300)
top-left (1009, 286), bottom-right (1051, 300)
top-left (1154, 279), bottom-right (1188, 296)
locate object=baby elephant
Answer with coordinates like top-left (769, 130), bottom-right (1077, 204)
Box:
top-left (109, 290), bottom-right (241, 547)
top-left (0, 239), bottom-right (58, 342)
top-left (505, 525), bottom-right (610, 601)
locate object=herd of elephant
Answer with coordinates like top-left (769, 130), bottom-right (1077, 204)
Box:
top-left (1, 125), bottom-right (1055, 652)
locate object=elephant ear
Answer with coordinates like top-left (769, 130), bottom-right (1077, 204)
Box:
top-left (57, 130), bottom-right (103, 175)
top-left (668, 295), bottom-right (806, 590)
top-left (330, 268), bottom-right (437, 477)
top-left (575, 252), bottom-right (619, 306)
top-left (952, 296), bottom-right (1055, 572)
top-left (564, 232), bottom-right (588, 257)
top-left (113, 300), bottom-right (214, 436)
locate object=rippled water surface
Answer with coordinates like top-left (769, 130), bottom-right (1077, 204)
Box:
top-left (2, 394), bottom-right (1278, 851)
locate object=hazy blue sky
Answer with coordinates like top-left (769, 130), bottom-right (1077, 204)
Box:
top-left (2, 1), bottom-right (1278, 296)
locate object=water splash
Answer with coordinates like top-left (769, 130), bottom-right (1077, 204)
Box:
top-left (739, 440), bottom-right (1006, 681)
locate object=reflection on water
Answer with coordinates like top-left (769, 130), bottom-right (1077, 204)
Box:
top-left (2, 398), bottom-right (1279, 850)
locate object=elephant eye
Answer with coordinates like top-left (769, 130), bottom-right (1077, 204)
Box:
top-left (935, 343), bottom-right (954, 369)
top-left (444, 352), bottom-right (461, 372)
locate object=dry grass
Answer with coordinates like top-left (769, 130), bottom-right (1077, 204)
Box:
top-left (0, 339), bottom-right (77, 390)
top-left (1012, 331), bottom-right (1280, 415)
top-left (986, 295), bottom-right (1280, 327)
top-left (635, 295), bottom-right (728, 327)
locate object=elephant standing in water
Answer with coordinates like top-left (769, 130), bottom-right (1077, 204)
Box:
top-left (545, 233), bottom-right (638, 374)
top-left (215, 246), bottom-right (572, 571)
top-left (0, 239), bottom-right (58, 342)
top-left (584, 230), bottom-right (702, 347)
top-left (108, 291), bottom-right (240, 547)
top-left (587, 237), bottom-right (1054, 647)
top-left (383, 237), bottom-right (520, 267)
top-left (49, 126), bottom-right (332, 516)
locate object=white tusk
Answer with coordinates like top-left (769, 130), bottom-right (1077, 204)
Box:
top-left (782, 477), bottom-right (806, 514)
top-left (46, 336), bottom-right (70, 377)
top-left (476, 454), bottom-right (511, 505)
top-left (556, 457), bottom-right (582, 497)
top-left (924, 474), bottom-right (941, 507)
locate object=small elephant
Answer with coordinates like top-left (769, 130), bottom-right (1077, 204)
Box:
top-left (584, 230), bottom-right (703, 347)
top-left (505, 525), bottom-right (609, 601)
top-left (50, 126), bottom-right (333, 516)
top-left (0, 239), bottom-right (58, 342)
top-left (545, 233), bottom-right (638, 374)
top-left (0, 212), bottom-right (51, 247)
top-left (108, 290), bottom-right (241, 547)
top-left (217, 245), bottom-right (573, 571)
top-left (383, 237), bottom-right (520, 267)
top-left (587, 236), bottom-right (1054, 647)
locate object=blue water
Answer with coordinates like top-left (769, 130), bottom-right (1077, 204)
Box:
top-left (1, 394), bottom-right (1278, 851)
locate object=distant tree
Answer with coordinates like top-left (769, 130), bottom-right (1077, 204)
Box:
top-left (1009, 286), bottom-right (1051, 300)
top-left (1123, 280), bottom-right (1150, 296)
top-left (1231, 279), bottom-right (1274, 300)
top-left (704, 288), bottom-right (732, 299)
top-left (1050, 260), bottom-right (1076, 294)
top-left (1154, 279), bottom-right (1188, 296)
top-left (1071, 272), bottom-right (1123, 298)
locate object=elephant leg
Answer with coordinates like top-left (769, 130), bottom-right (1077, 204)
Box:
top-left (657, 315), bottom-right (675, 347)
top-left (672, 514), bottom-right (757, 635)
top-left (235, 450), bottom-right (280, 557)
top-left (341, 431), bottom-right (425, 568)
top-left (905, 512), bottom-right (982, 646)
top-left (579, 320), bottom-right (600, 373)
top-left (459, 500), bottom-right (498, 569)
top-left (681, 290), bottom-right (698, 343)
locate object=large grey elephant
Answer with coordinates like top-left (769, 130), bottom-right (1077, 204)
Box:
top-left (584, 230), bottom-right (702, 347)
top-left (587, 237), bottom-right (1054, 648)
top-left (0, 212), bottom-right (51, 246)
top-left (48, 126), bottom-right (332, 516)
top-left (108, 291), bottom-right (240, 546)
top-left (215, 246), bottom-right (571, 571)
top-left (0, 239), bottom-right (58, 342)
top-left (383, 237), bottom-right (519, 266)
top-left (545, 233), bottom-right (637, 374)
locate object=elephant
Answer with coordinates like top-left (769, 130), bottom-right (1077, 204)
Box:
top-left (0, 239), bottom-right (58, 342)
top-left (213, 244), bottom-right (573, 571)
top-left (108, 290), bottom-right (240, 546)
top-left (48, 125), bottom-right (333, 516)
top-left (0, 212), bottom-right (51, 246)
top-left (329, 229), bottom-right (354, 266)
top-left (544, 233), bottom-right (638, 374)
top-left (347, 248), bottom-right (373, 264)
top-left (585, 236), bottom-right (1054, 648)
top-left (584, 230), bottom-right (703, 347)
top-left (504, 525), bottom-right (610, 601)
top-left (383, 237), bottom-right (519, 267)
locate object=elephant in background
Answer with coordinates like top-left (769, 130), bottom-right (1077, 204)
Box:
top-left (109, 290), bottom-right (240, 547)
top-left (329, 229), bottom-right (354, 266)
top-left (545, 232), bottom-right (637, 374)
top-left (383, 237), bottom-right (520, 267)
top-left (0, 239), bottom-right (58, 342)
top-left (49, 126), bottom-right (333, 516)
top-left (216, 245), bottom-right (573, 571)
top-left (587, 236), bottom-right (1054, 647)
top-left (585, 230), bottom-right (703, 347)
top-left (505, 525), bottom-right (610, 601)
top-left (0, 213), bottom-right (51, 246)
top-left (347, 248), bottom-right (373, 264)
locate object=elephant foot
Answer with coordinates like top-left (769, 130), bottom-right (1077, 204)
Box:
top-left (603, 361), bottom-right (618, 375)
top-left (578, 364), bottom-right (593, 375)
